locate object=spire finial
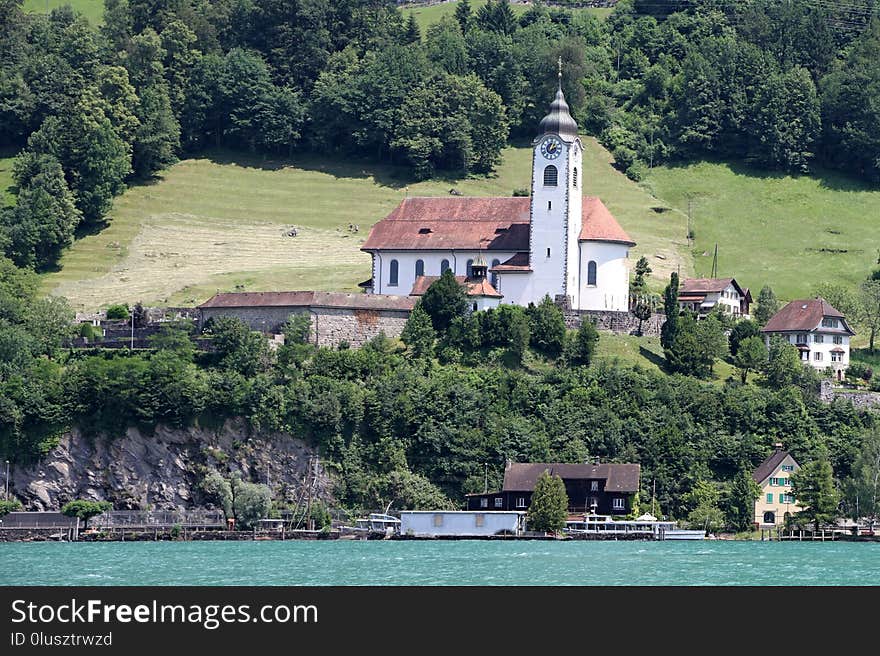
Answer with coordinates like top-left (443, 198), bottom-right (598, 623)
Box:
top-left (557, 56), bottom-right (563, 89)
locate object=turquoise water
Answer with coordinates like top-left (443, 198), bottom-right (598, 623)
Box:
top-left (2, 540), bottom-right (879, 585)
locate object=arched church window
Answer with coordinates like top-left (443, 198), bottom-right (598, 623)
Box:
top-left (415, 259), bottom-right (424, 277)
top-left (573, 167), bottom-right (578, 187)
top-left (389, 259), bottom-right (398, 287)
top-left (441, 259), bottom-right (450, 273)
top-left (491, 259), bottom-right (500, 288)
top-left (466, 259), bottom-right (474, 278)
top-left (587, 260), bottom-right (597, 286)
top-left (543, 165), bottom-right (558, 187)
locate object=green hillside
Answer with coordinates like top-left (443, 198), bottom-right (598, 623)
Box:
top-left (42, 138), bottom-right (690, 311)
top-left (22, 0), bottom-right (104, 22)
top-left (401, 1), bottom-right (612, 31)
top-left (642, 160), bottom-right (880, 302)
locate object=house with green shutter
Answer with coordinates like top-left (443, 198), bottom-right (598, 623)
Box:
top-left (753, 444), bottom-right (802, 528)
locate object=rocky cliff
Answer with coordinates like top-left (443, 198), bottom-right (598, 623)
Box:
top-left (10, 419), bottom-right (331, 511)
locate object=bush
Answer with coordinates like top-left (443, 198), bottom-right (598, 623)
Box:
top-left (105, 304), bottom-right (129, 320)
top-left (0, 499), bottom-right (23, 516)
top-left (78, 323), bottom-right (101, 339)
top-left (512, 188), bottom-right (529, 197)
top-left (61, 499), bottom-right (112, 527)
top-left (626, 160), bottom-right (647, 182)
top-left (612, 145), bottom-right (637, 172)
top-left (847, 362), bottom-right (873, 382)
top-left (871, 375), bottom-right (880, 392)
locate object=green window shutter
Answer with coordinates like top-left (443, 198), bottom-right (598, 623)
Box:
top-left (766, 493), bottom-right (773, 503)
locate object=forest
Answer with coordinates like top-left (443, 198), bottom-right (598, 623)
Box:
top-left (2, 0), bottom-right (880, 271)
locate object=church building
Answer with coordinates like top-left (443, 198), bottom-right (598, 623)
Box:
top-left (361, 74), bottom-right (636, 312)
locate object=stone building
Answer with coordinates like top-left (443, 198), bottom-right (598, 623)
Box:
top-left (197, 291), bottom-right (416, 348)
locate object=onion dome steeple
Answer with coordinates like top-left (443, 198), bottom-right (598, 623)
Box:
top-left (537, 57), bottom-right (578, 141)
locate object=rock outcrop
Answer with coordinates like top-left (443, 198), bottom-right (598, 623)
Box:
top-left (10, 419), bottom-right (331, 511)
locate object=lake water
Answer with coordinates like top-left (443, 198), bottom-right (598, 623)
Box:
top-left (2, 540), bottom-right (879, 586)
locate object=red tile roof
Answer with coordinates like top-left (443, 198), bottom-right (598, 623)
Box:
top-left (502, 462), bottom-right (640, 493)
top-left (363, 195), bottom-right (637, 252)
top-left (410, 275), bottom-right (502, 298)
top-left (361, 197), bottom-right (531, 251)
top-left (761, 298), bottom-right (854, 335)
top-left (198, 291), bottom-right (416, 312)
top-left (489, 252), bottom-right (531, 272)
top-left (579, 197), bottom-right (636, 246)
top-left (681, 277), bottom-right (733, 294)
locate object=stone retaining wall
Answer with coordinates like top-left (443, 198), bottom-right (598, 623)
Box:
top-left (563, 310), bottom-right (666, 337)
top-left (819, 380), bottom-right (880, 409)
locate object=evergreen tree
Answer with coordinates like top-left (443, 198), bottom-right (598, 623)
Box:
top-left (420, 269), bottom-right (467, 334)
top-left (527, 470), bottom-right (568, 533)
top-left (791, 458), bottom-right (840, 532)
top-left (764, 336), bottom-right (803, 388)
top-left (454, 0), bottom-right (472, 33)
top-left (629, 255), bottom-right (652, 298)
top-left (403, 14), bottom-right (421, 45)
top-left (660, 271), bottom-right (679, 352)
top-left (728, 319), bottom-right (760, 356)
top-left (400, 301), bottom-right (435, 359)
top-left (726, 466), bottom-right (761, 532)
top-left (565, 320), bottom-right (598, 366)
top-left (527, 295), bottom-right (566, 358)
top-left (754, 285), bottom-right (779, 326)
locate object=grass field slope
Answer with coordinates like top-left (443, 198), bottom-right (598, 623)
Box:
top-left (22, 0), bottom-right (104, 23)
top-left (401, 1), bottom-right (612, 31)
top-left (643, 160), bottom-right (880, 302)
top-left (42, 138), bottom-right (689, 310)
top-left (0, 155), bottom-right (15, 208)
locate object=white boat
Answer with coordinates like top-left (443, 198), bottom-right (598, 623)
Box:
top-left (354, 513), bottom-right (400, 536)
top-left (658, 528), bottom-right (707, 541)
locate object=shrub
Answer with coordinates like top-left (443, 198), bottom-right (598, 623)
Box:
top-left (78, 323), bottom-right (101, 339)
top-left (512, 188), bottom-right (529, 197)
top-left (626, 160), bottom-right (647, 182)
top-left (105, 304), bottom-right (129, 320)
top-left (0, 499), bottom-right (23, 516)
top-left (847, 362), bottom-right (873, 384)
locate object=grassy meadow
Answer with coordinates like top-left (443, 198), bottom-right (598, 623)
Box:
top-left (22, 0), bottom-right (104, 22)
top-left (401, 1), bottom-right (613, 31)
top-left (642, 160), bottom-right (880, 303)
top-left (42, 138), bottom-right (689, 311)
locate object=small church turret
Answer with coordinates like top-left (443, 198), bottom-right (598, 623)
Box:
top-left (470, 253), bottom-right (488, 280)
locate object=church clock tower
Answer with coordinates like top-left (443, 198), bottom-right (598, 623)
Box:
top-left (529, 62), bottom-right (582, 307)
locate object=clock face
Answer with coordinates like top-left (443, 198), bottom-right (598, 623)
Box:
top-left (541, 137), bottom-right (562, 160)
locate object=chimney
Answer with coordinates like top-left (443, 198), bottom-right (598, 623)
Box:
top-left (774, 442), bottom-right (784, 451)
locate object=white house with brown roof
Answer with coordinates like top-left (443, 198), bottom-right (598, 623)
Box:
top-left (360, 78), bottom-right (635, 312)
top-left (761, 298), bottom-right (855, 380)
top-left (678, 277), bottom-right (751, 318)
top-left (753, 445), bottom-right (802, 528)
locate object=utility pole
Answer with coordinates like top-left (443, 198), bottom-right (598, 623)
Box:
top-left (484, 463), bottom-right (488, 494)
top-left (711, 243), bottom-right (718, 278)
top-left (305, 456), bottom-right (318, 531)
top-left (130, 309), bottom-right (134, 350)
top-left (687, 197), bottom-right (693, 247)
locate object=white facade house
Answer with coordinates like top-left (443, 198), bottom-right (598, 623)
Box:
top-left (399, 511), bottom-right (525, 537)
top-left (761, 298), bottom-right (855, 380)
top-left (361, 79), bottom-right (635, 312)
top-left (678, 277), bottom-right (751, 318)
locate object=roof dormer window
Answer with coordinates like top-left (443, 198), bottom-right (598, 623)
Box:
top-left (418, 227), bottom-right (432, 234)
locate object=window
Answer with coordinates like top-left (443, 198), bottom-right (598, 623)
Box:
top-left (769, 478), bottom-right (777, 486)
top-left (480, 498), bottom-right (488, 508)
top-left (780, 494), bottom-right (794, 504)
top-left (546, 248), bottom-right (551, 258)
top-left (573, 167), bottom-right (578, 187)
top-left (466, 259), bottom-right (474, 278)
top-left (472, 302), bottom-right (478, 312)
top-left (612, 498), bottom-right (625, 510)
top-left (797, 334), bottom-right (808, 343)
top-left (814, 334), bottom-right (824, 343)
top-left (516, 497), bottom-right (527, 509)
top-left (548, 201), bottom-right (552, 211)
top-left (590, 481), bottom-right (599, 492)
top-left (831, 352), bottom-right (842, 362)
top-left (494, 497), bottom-right (503, 508)
top-left (491, 259), bottom-right (500, 288)
top-left (822, 318), bottom-right (837, 328)
top-left (388, 259), bottom-right (398, 286)
top-left (766, 493), bottom-right (774, 503)
top-left (589, 497), bottom-right (598, 510)
top-left (833, 335), bottom-right (843, 345)
top-left (782, 465), bottom-right (794, 472)
top-left (587, 261), bottom-right (597, 286)
top-left (814, 352), bottom-right (823, 361)
top-left (475, 514), bottom-right (485, 527)
top-left (543, 165), bottom-right (558, 186)
top-left (415, 259), bottom-right (424, 277)
top-left (433, 514), bottom-right (443, 527)
top-left (440, 259), bottom-right (450, 273)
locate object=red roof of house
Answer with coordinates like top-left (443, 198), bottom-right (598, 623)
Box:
top-left (761, 298), bottom-right (854, 335)
top-left (489, 252), bottom-right (532, 273)
top-left (410, 275), bottom-right (502, 298)
top-left (680, 277), bottom-right (748, 298)
top-left (579, 197), bottom-right (636, 246)
top-left (362, 196), bottom-right (636, 251)
top-left (198, 291), bottom-right (416, 312)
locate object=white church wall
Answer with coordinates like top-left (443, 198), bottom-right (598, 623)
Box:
top-left (529, 137), bottom-right (570, 304)
top-left (576, 241), bottom-right (630, 311)
top-left (370, 251), bottom-right (518, 296)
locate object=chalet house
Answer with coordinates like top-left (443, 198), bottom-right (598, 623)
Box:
top-left (760, 298), bottom-right (855, 380)
top-left (466, 461), bottom-right (640, 516)
top-left (753, 444), bottom-right (802, 528)
top-left (678, 277), bottom-right (751, 318)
